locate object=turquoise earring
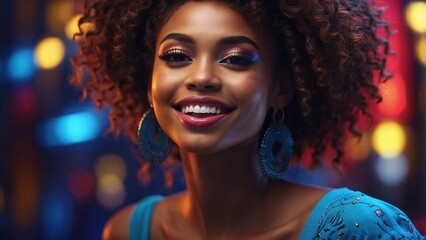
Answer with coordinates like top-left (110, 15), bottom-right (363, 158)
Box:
top-left (138, 109), bottom-right (172, 163)
top-left (259, 108), bottom-right (294, 179)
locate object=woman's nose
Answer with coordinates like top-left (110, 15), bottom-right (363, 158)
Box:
top-left (185, 57), bottom-right (221, 92)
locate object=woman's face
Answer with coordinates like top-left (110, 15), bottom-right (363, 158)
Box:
top-left (150, 0), bottom-right (279, 154)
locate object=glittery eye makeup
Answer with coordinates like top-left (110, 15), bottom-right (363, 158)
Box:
top-left (157, 33), bottom-right (262, 69)
top-left (219, 50), bottom-right (261, 67)
top-left (158, 47), bottom-right (193, 63)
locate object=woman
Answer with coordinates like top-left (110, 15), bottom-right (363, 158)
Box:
top-left (72, 0), bottom-right (424, 239)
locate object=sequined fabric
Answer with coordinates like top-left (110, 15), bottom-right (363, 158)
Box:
top-left (299, 188), bottom-right (425, 239)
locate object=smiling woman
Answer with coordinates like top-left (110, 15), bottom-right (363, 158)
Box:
top-left (71, 0), bottom-right (425, 239)
top-left (151, 2), bottom-right (277, 154)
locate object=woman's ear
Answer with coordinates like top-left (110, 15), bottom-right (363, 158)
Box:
top-left (270, 71), bottom-right (293, 108)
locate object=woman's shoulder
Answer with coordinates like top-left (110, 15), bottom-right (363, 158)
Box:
top-left (102, 195), bottom-right (164, 240)
top-left (302, 188), bottom-right (425, 239)
top-left (102, 204), bottom-right (136, 240)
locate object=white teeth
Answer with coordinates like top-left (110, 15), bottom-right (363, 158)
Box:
top-left (181, 105), bottom-right (224, 114)
top-left (193, 105), bottom-right (200, 113)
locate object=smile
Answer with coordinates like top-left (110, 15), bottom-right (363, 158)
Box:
top-left (181, 105), bottom-right (223, 115)
top-left (174, 97), bottom-right (235, 127)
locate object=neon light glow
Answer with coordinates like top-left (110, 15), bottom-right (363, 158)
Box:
top-left (7, 48), bottom-right (36, 81)
top-left (38, 111), bottom-right (102, 147)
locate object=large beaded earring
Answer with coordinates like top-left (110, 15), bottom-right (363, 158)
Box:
top-left (138, 109), bottom-right (172, 163)
top-left (259, 108), bottom-right (294, 179)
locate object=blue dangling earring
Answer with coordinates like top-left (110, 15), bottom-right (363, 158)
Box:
top-left (138, 108), bottom-right (172, 163)
top-left (259, 108), bottom-right (294, 179)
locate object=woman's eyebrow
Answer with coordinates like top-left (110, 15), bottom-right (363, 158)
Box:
top-left (217, 36), bottom-right (260, 50)
top-left (160, 33), bottom-right (194, 44)
top-left (159, 33), bottom-right (260, 50)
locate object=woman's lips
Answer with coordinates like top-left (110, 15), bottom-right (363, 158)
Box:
top-left (174, 96), bottom-right (234, 128)
top-left (176, 111), bottom-right (227, 127)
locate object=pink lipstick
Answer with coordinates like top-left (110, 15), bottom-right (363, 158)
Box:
top-left (174, 96), bottom-right (234, 128)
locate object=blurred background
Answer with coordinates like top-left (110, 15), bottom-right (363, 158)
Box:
top-left (1, 0), bottom-right (426, 239)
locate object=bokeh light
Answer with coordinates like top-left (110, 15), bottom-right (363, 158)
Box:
top-left (41, 191), bottom-right (73, 240)
top-left (65, 14), bottom-right (82, 40)
top-left (378, 74), bottom-right (407, 117)
top-left (345, 134), bottom-right (371, 162)
top-left (46, 0), bottom-right (73, 33)
top-left (65, 14), bottom-right (96, 40)
top-left (10, 139), bottom-right (39, 229)
top-left (95, 154), bottom-right (127, 209)
top-left (7, 48), bottom-right (36, 81)
top-left (34, 37), bottom-right (65, 69)
top-left (95, 154), bottom-right (127, 181)
top-left (374, 155), bottom-right (408, 186)
top-left (9, 85), bottom-right (37, 121)
top-left (96, 174), bottom-right (126, 209)
top-left (416, 36), bottom-right (426, 66)
top-left (38, 111), bottom-right (102, 147)
top-left (67, 168), bottom-right (95, 199)
top-left (372, 121), bottom-right (406, 158)
top-left (405, 2), bottom-right (426, 34)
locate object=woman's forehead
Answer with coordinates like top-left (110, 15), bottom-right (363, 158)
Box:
top-left (156, 1), bottom-right (263, 47)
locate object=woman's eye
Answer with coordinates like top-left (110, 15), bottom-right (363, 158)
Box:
top-left (159, 49), bottom-right (192, 63)
top-left (219, 53), bottom-right (260, 67)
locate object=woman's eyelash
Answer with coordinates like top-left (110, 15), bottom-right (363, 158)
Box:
top-left (159, 48), bottom-right (192, 62)
top-left (219, 52), bottom-right (260, 66)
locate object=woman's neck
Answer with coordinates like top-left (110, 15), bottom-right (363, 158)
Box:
top-left (178, 138), bottom-right (270, 236)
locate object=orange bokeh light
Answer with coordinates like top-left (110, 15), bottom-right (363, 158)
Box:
top-left (377, 73), bottom-right (407, 118)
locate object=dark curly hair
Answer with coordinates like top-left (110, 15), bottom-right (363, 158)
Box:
top-left (71, 0), bottom-right (391, 177)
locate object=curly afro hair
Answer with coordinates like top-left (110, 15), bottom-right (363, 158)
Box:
top-left (71, 0), bottom-right (391, 173)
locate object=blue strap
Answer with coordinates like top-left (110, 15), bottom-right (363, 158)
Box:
top-left (129, 195), bottom-right (163, 240)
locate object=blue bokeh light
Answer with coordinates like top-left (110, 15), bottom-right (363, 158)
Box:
top-left (7, 48), bottom-right (36, 81)
top-left (0, 58), bottom-right (3, 83)
top-left (374, 155), bottom-right (408, 186)
top-left (38, 111), bottom-right (102, 147)
top-left (41, 191), bottom-right (73, 240)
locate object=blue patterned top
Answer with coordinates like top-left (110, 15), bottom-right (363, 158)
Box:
top-left (129, 188), bottom-right (425, 239)
top-left (300, 188), bottom-right (424, 239)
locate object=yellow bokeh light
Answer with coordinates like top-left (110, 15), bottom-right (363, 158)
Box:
top-left (97, 174), bottom-right (126, 209)
top-left (65, 14), bottom-right (96, 40)
top-left (99, 174), bottom-right (123, 195)
top-left (95, 154), bottom-right (127, 181)
top-left (416, 36), bottom-right (426, 66)
top-left (34, 37), bottom-right (65, 69)
top-left (406, 2), bottom-right (426, 34)
top-left (65, 15), bottom-right (82, 40)
top-left (372, 121), bottom-right (406, 158)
